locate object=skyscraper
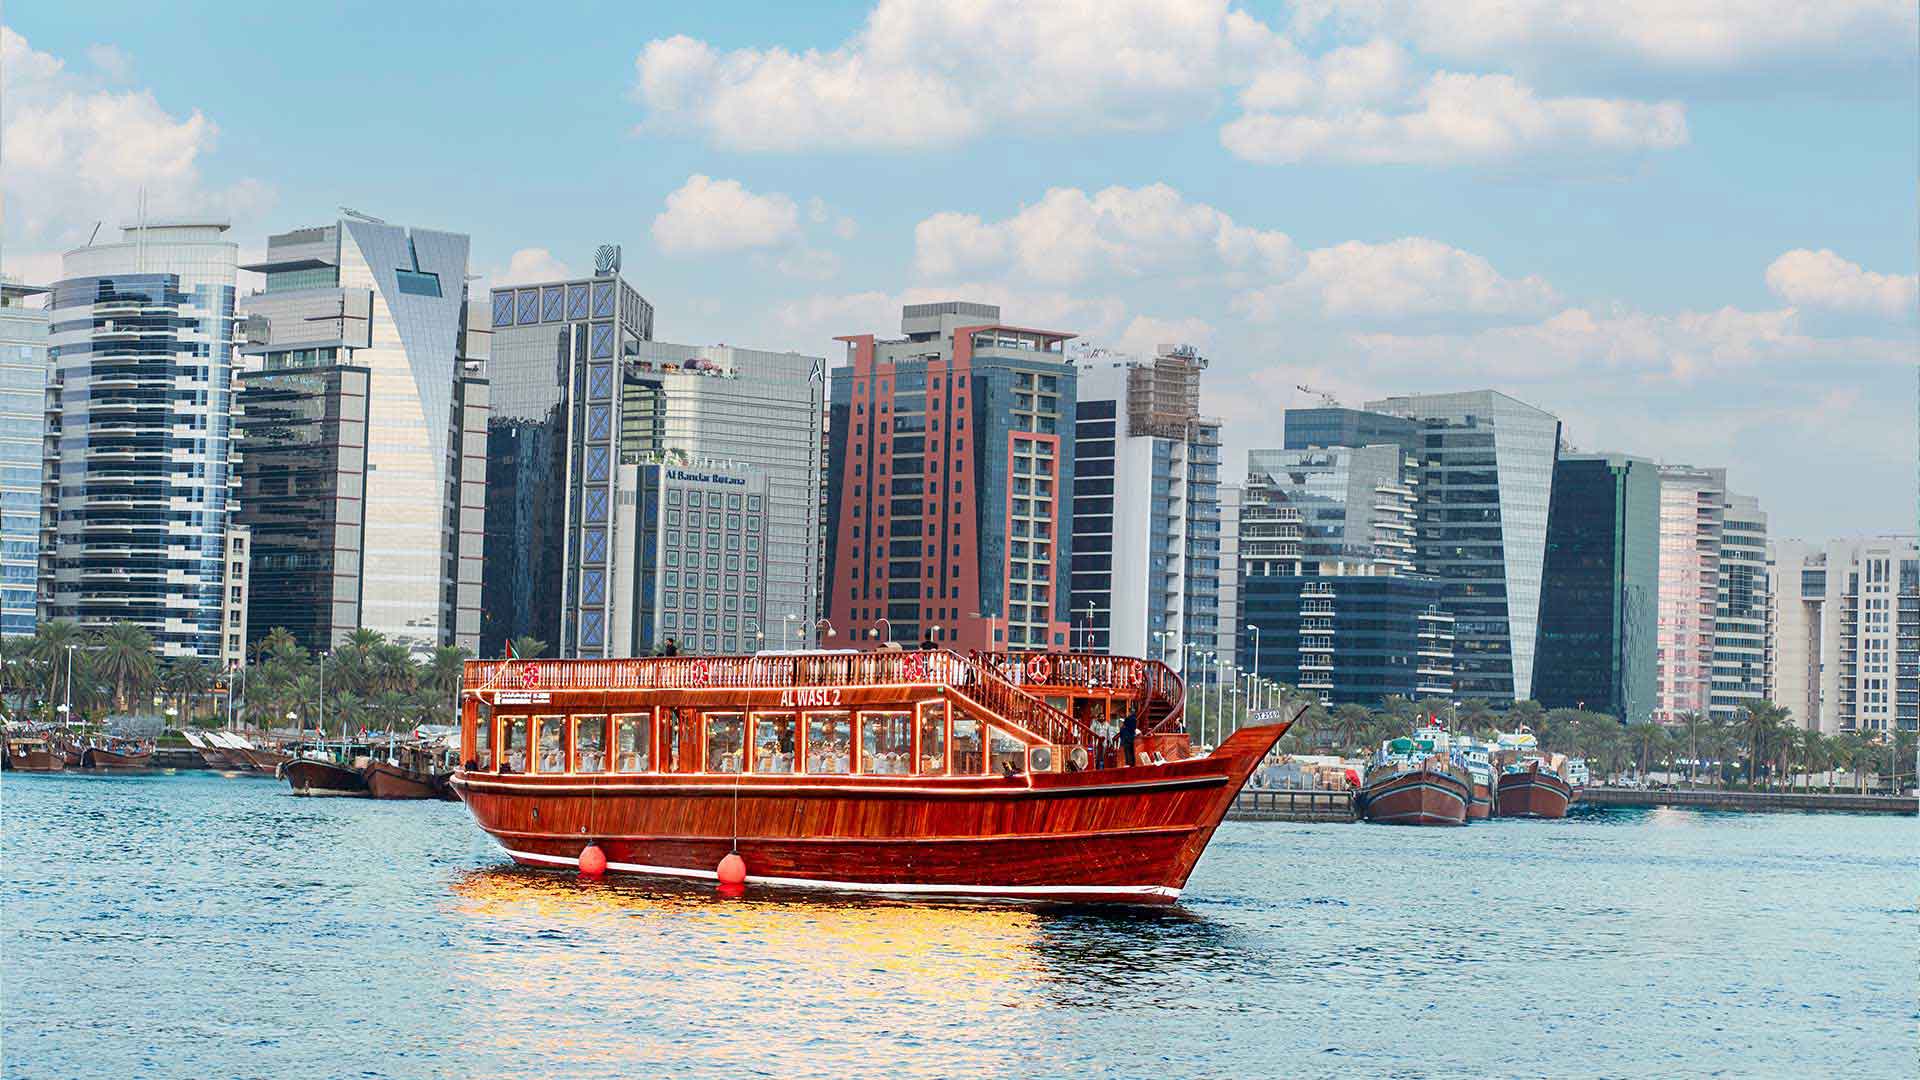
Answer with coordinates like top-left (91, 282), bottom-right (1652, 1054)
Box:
top-left (1238, 436), bottom-right (1452, 706)
top-left (1770, 537), bottom-right (1916, 733)
top-left (482, 260), bottom-right (655, 657)
top-left (826, 302), bottom-right (1075, 651)
top-left (46, 223), bottom-right (244, 662)
top-left (1532, 453), bottom-right (1661, 722)
top-left (1070, 345), bottom-right (1223, 660)
top-left (482, 260), bottom-right (821, 658)
top-left (238, 219), bottom-right (490, 654)
top-left (1714, 492), bottom-right (1771, 719)
top-left (1653, 465), bottom-right (1727, 723)
top-left (0, 282), bottom-right (49, 638)
top-left (1366, 391), bottom-right (1561, 703)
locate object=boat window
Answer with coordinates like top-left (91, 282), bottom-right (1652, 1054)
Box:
top-left (614, 713), bottom-right (651, 773)
top-left (705, 713), bottom-right (744, 774)
top-left (475, 706), bottom-right (494, 769)
top-left (536, 716), bottom-right (566, 773)
top-left (918, 702), bottom-right (947, 775)
top-left (860, 712), bottom-right (913, 775)
top-left (502, 716), bottom-right (528, 773)
top-left (989, 727), bottom-right (1026, 776)
top-left (752, 713), bottom-right (796, 774)
top-left (951, 715), bottom-right (983, 774)
top-left (574, 715), bottom-right (606, 773)
top-left (805, 713), bottom-right (851, 774)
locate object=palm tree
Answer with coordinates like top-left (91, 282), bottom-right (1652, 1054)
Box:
top-left (1626, 720), bottom-right (1663, 780)
top-left (509, 635), bottom-right (548, 660)
top-left (371, 690), bottom-right (412, 733)
top-left (425, 645), bottom-right (471, 701)
top-left (260, 626), bottom-right (300, 661)
top-left (28, 619), bottom-right (87, 707)
top-left (371, 643), bottom-right (417, 694)
top-left (1331, 704), bottom-right (1370, 755)
top-left (165, 657), bottom-right (216, 724)
top-left (94, 622), bottom-right (158, 712)
top-left (330, 690), bottom-right (369, 741)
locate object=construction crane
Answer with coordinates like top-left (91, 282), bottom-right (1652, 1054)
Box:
top-left (1296, 383), bottom-right (1340, 407)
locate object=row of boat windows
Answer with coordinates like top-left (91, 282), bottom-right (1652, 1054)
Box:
top-left (476, 706), bottom-right (1030, 777)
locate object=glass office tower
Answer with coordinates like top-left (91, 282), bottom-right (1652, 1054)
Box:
top-left (1366, 391), bottom-right (1561, 703)
top-left (240, 219), bottom-right (490, 653)
top-left (1532, 453), bottom-right (1660, 722)
top-left (0, 283), bottom-right (49, 637)
top-left (47, 223), bottom-right (242, 661)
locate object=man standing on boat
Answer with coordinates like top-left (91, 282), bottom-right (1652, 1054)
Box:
top-left (1119, 711), bottom-right (1139, 767)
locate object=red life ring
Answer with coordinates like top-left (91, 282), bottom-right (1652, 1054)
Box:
top-left (1025, 655), bottom-right (1052, 683)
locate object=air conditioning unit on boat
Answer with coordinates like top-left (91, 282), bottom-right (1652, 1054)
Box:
top-left (1029, 745), bottom-right (1059, 773)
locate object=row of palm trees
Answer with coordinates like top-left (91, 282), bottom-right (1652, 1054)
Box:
top-left (0, 620), bottom-right (496, 737)
top-left (1239, 692), bottom-right (1916, 793)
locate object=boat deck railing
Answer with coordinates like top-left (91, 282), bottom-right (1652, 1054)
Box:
top-left (465, 649), bottom-right (1097, 748)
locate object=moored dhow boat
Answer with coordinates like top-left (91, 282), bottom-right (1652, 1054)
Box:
top-left (1359, 732), bottom-right (1471, 826)
top-left (363, 759), bottom-right (447, 800)
top-left (453, 649), bottom-right (1297, 904)
top-left (1495, 760), bottom-right (1574, 819)
top-left (282, 756), bottom-right (371, 797)
top-left (81, 743), bottom-right (155, 769)
top-left (4, 736), bottom-right (67, 772)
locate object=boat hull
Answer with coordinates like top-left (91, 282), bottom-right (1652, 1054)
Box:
top-left (1361, 768), bottom-right (1469, 826)
top-left (4, 748), bottom-right (65, 772)
top-left (1467, 779), bottom-right (1493, 820)
top-left (1496, 770), bottom-right (1572, 819)
top-left (364, 761), bottom-right (449, 800)
top-left (454, 722), bottom-right (1291, 904)
top-left (82, 747), bottom-right (153, 769)
top-left (282, 759), bottom-right (370, 797)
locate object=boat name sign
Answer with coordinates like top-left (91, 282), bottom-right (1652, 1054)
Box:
top-left (779, 688), bottom-right (843, 708)
top-left (497, 691), bottom-right (554, 704)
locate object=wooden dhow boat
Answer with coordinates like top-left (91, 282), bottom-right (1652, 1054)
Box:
top-left (282, 756), bottom-right (371, 797)
top-left (4, 736), bottom-right (67, 772)
top-left (1495, 761), bottom-right (1574, 819)
top-left (453, 649), bottom-right (1297, 904)
top-left (81, 743), bottom-right (154, 769)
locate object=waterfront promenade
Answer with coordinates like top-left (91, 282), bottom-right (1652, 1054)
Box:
top-left (1579, 786), bottom-right (1917, 814)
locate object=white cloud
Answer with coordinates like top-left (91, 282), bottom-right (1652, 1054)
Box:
top-left (1348, 304), bottom-right (1910, 382)
top-left (84, 43), bottom-right (133, 81)
top-left (1, 27), bottom-right (269, 251)
top-left (772, 246), bottom-right (843, 282)
top-left (651, 174), bottom-right (801, 256)
top-left (1765, 249), bottom-right (1917, 320)
top-left (1223, 71), bottom-right (1686, 165)
top-left (632, 1), bottom-right (1278, 151)
top-left (496, 248), bottom-right (573, 285)
top-left (913, 184), bottom-right (1294, 285)
top-left (1235, 237), bottom-right (1559, 321)
top-left (1114, 315), bottom-right (1215, 359)
top-left (1293, 1), bottom-right (1916, 76)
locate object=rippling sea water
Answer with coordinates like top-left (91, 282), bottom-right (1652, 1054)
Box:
top-left (2, 770), bottom-right (1914, 1079)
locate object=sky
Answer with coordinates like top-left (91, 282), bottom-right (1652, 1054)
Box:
top-left (3, 0), bottom-right (1915, 539)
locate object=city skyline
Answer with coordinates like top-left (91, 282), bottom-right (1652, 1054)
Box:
top-left (3, 3), bottom-right (1914, 542)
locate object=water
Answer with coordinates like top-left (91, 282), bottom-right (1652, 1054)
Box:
top-left (3, 770), bottom-right (1914, 1079)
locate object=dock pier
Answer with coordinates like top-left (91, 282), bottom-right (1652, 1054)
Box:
top-left (1578, 787), bottom-right (1916, 815)
top-left (1227, 789), bottom-right (1357, 823)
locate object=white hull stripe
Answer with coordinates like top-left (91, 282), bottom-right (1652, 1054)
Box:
top-left (503, 848), bottom-right (1181, 900)
top-left (459, 774), bottom-right (1221, 798)
top-left (1369, 811), bottom-right (1465, 823)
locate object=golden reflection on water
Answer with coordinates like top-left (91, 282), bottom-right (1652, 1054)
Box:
top-left (444, 868), bottom-right (1077, 1077)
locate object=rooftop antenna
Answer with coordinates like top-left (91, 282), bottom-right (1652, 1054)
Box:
top-left (86, 221), bottom-right (102, 246)
top-left (339, 206), bottom-right (387, 224)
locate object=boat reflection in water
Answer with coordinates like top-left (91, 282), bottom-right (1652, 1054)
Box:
top-left (444, 865), bottom-right (1225, 1076)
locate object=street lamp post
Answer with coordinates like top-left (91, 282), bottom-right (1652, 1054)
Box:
top-left (812, 619), bottom-right (836, 649)
top-left (62, 644), bottom-right (75, 726)
top-left (869, 618), bottom-right (893, 647)
top-left (1249, 625), bottom-right (1261, 710)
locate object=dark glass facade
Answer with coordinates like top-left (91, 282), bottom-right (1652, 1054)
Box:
top-left (1283, 407), bottom-right (1419, 453)
top-left (1241, 570), bottom-right (1453, 705)
top-left (1532, 454), bottom-right (1660, 721)
top-left (235, 366), bottom-right (371, 652)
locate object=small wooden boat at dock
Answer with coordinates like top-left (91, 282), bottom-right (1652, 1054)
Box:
top-left (4, 736), bottom-right (67, 772)
top-left (1496, 761), bottom-right (1574, 819)
top-left (453, 649), bottom-right (1295, 904)
top-left (81, 744), bottom-right (154, 769)
top-left (283, 757), bottom-right (371, 797)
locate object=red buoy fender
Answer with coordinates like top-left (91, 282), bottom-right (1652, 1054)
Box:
top-left (579, 843), bottom-right (608, 877)
top-left (717, 852), bottom-right (746, 886)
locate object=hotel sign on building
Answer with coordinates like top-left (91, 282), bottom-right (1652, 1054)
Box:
top-left (620, 462), bottom-right (772, 656)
